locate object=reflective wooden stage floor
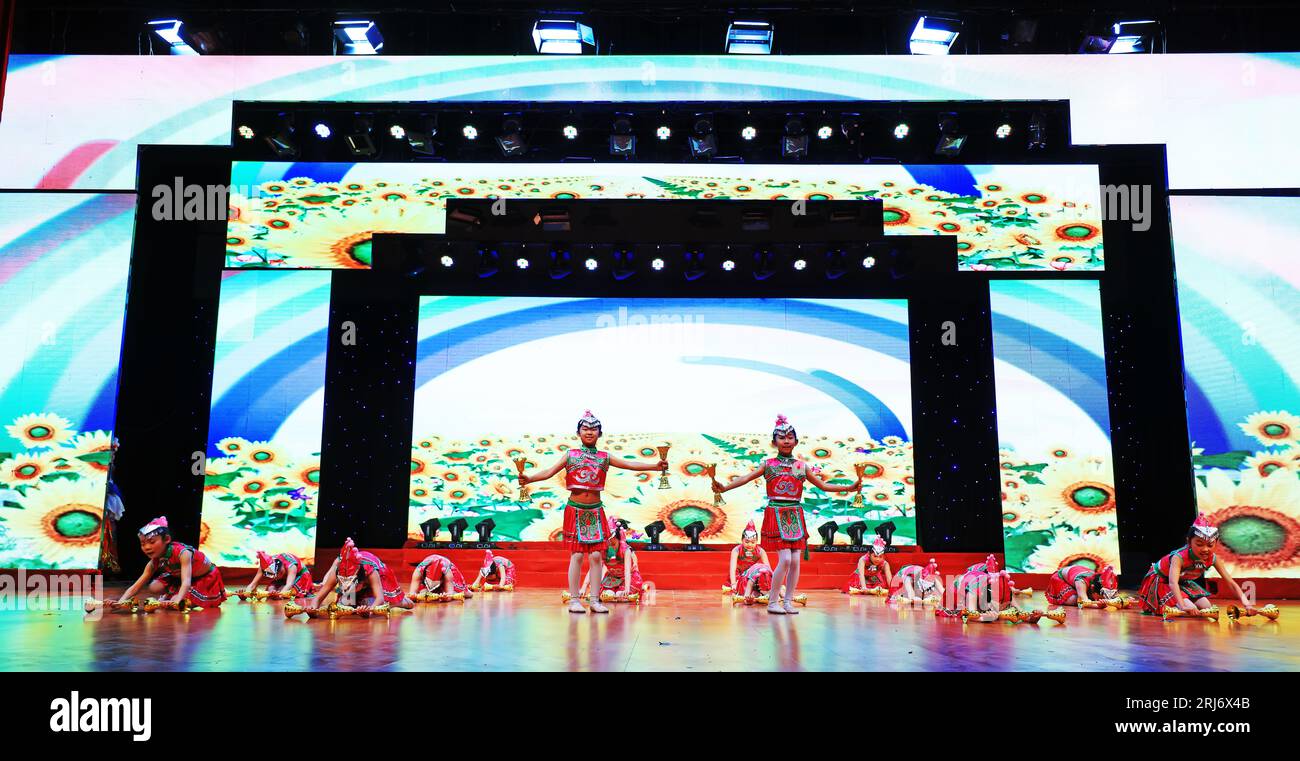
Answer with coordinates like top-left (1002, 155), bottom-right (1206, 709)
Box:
top-left (3, 589), bottom-right (1298, 672)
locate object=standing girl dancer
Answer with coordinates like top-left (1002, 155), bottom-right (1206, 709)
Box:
top-left (712, 414), bottom-right (861, 615)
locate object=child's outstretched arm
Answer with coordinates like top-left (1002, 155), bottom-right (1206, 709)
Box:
top-left (609, 455), bottom-right (668, 472)
top-left (713, 464), bottom-right (764, 494)
top-left (1212, 555), bottom-right (1255, 611)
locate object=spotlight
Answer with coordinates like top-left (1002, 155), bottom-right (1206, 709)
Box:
top-left (474, 518), bottom-right (496, 546)
top-left (644, 520), bottom-right (666, 550)
top-left (726, 20), bottom-right (773, 54)
top-left (995, 122), bottom-right (1012, 139)
top-left (910, 16), bottom-right (961, 55)
top-left (405, 115), bottom-right (439, 157)
top-left (817, 125), bottom-right (833, 140)
top-left (446, 517), bottom-right (469, 546)
top-left (683, 520), bottom-right (707, 550)
top-left (741, 126), bottom-right (757, 141)
top-left (793, 259), bottom-right (807, 271)
top-left (825, 250), bottom-right (848, 280)
top-left (345, 115), bottom-right (377, 157)
top-left (333, 19), bottom-right (384, 55)
top-left (419, 518), bottom-right (441, 544)
top-left (781, 116), bottom-right (808, 158)
top-left (584, 257), bottom-right (598, 271)
top-left (264, 113), bottom-right (300, 158)
top-left (844, 521), bottom-right (869, 548)
top-left (237, 125), bottom-right (255, 140)
top-left (563, 124), bottom-right (579, 140)
top-left (862, 256), bottom-right (876, 268)
top-left (549, 249), bottom-right (573, 279)
top-left (689, 116), bottom-right (716, 159)
top-left (656, 126), bottom-right (672, 140)
top-left (893, 122), bottom-right (910, 140)
top-left (613, 249), bottom-right (636, 281)
top-left (389, 124), bottom-right (406, 139)
top-left (1081, 20), bottom-right (1158, 54)
top-left (935, 113), bottom-right (966, 157)
top-left (722, 259), bottom-right (735, 271)
top-left (817, 521), bottom-right (839, 548)
top-left (532, 18), bottom-right (595, 54)
top-left (496, 116), bottom-right (527, 158)
top-left (875, 520), bottom-right (897, 550)
top-left (651, 257), bottom-right (665, 271)
top-left (477, 248), bottom-right (499, 279)
top-left (753, 249), bottom-right (776, 281)
top-left (147, 19), bottom-right (197, 55)
top-left (313, 122), bottom-right (331, 139)
top-left (440, 255), bottom-right (454, 267)
top-left (515, 257), bottom-right (530, 270)
top-left (1027, 111), bottom-right (1047, 150)
top-left (684, 251), bottom-right (706, 281)
top-left (610, 115), bottom-right (636, 157)
top-left (463, 124), bottom-right (479, 140)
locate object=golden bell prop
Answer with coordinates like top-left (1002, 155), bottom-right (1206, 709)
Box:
top-left (792, 594), bottom-right (808, 606)
top-left (1162, 605), bottom-right (1220, 622)
top-left (1040, 608), bottom-right (1067, 625)
top-left (721, 584), bottom-right (734, 595)
top-left (142, 597), bottom-right (202, 613)
top-left (560, 591), bottom-right (591, 603)
top-left (851, 462), bottom-right (868, 508)
top-left (482, 583), bottom-right (514, 592)
top-left (657, 445), bottom-right (672, 489)
top-left (599, 589), bottom-right (640, 604)
top-left (85, 598), bottom-right (140, 614)
top-left (707, 463), bottom-right (726, 507)
top-left (848, 587), bottom-right (867, 596)
top-left (512, 458), bottom-right (532, 503)
top-left (1014, 587), bottom-right (1033, 597)
top-left (1227, 604), bottom-right (1280, 622)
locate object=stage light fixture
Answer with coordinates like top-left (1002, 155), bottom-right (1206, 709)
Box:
top-left (440, 255), bottom-right (454, 267)
top-left (910, 16), bottom-right (961, 55)
top-left (313, 123), bottom-right (331, 139)
top-left (446, 518), bottom-right (469, 545)
top-left (741, 126), bottom-right (757, 141)
top-left (516, 257), bottom-right (530, 270)
top-left (237, 125), bottom-right (255, 140)
top-left (726, 21), bottom-right (773, 54)
top-left (613, 250), bottom-right (636, 281)
top-left (651, 257), bottom-right (665, 271)
top-left (684, 251), bottom-right (706, 281)
top-left (405, 116), bottom-right (439, 157)
top-left (934, 113), bottom-right (967, 157)
top-left (474, 518), bottom-right (496, 544)
top-left (996, 122), bottom-right (1012, 139)
top-left (333, 19), bottom-right (383, 55)
top-left (389, 124), bottom-right (406, 139)
top-left (817, 125), bottom-right (833, 140)
top-left (753, 249), bottom-right (776, 281)
top-left (683, 521), bottom-right (707, 549)
top-left (532, 18), bottom-right (596, 54)
top-left (862, 256), bottom-right (876, 268)
top-left (1081, 20), bottom-right (1158, 54)
top-left (549, 249), bottom-right (573, 279)
top-left (644, 520), bottom-right (666, 550)
top-left (419, 518), bottom-right (442, 544)
top-left (610, 115), bottom-right (636, 157)
top-left (875, 521), bottom-right (897, 549)
top-left (496, 116), bottom-right (527, 158)
top-left (346, 116), bottom-right (378, 157)
top-left (781, 116), bottom-right (808, 158)
top-left (893, 122), bottom-right (910, 139)
top-left (793, 259), bottom-right (807, 271)
top-left (656, 126), bottom-right (672, 140)
top-left (264, 114), bottom-right (300, 158)
top-left (463, 125), bottom-right (479, 140)
top-left (825, 250), bottom-right (848, 280)
top-left (584, 258), bottom-right (598, 271)
top-left (689, 116), bottom-right (717, 159)
top-left (722, 259), bottom-right (735, 271)
top-left (818, 521), bottom-right (839, 548)
top-left (476, 249), bottom-right (500, 279)
top-left (562, 124), bottom-right (579, 140)
top-left (1028, 111), bottom-right (1047, 150)
top-left (147, 19), bottom-right (197, 55)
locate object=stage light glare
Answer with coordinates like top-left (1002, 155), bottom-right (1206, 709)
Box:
top-left (463, 125), bottom-right (478, 140)
top-left (910, 16), bottom-right (961, 55)
top-left (333, 19), bottom-right (383, 55)
top-left (390, 124), bottom-right (406, 139)
top-left (794, 259), bottom-right (807, 271)
top-left (516, 258), bottom-right (529, 269)
top-left (722, 260), bottom-right (735, 271)
top-left (862, 256), bottom-right (876, 268)
top-left (656, 126), bottom-right (672, 140)
top-left (532, 18), bottom-right (596, 54)
top-left (726, 20), bottom-right (773, 55)
top-left (563, 125), bottom-right (579, 139)
top-left (651, 258), bottom-right (665, 271)
top-left (314, 123), bottom-right (331, 139)
top-left (148, 19), bottom-right (197, 55)
top-left (584, 258), bottom-right (598, 271)
top-left (817, 125), bottom-right (833, 140)
top-left (237, 125), bottom-right (255, 140)
top-left (893, 122), bottom-right (909, 139)
top-left (741, 126), bottom-right (757, 141)
top-left (440, 255), bottom-right (454, 267)
top-left (996, 123), bottom-right (1012, 139)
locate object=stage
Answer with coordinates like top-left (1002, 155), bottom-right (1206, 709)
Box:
top-left (5, 588), bottom-right (1296, 672)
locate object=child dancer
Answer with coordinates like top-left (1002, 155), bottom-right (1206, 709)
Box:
top-left (888, 558), bottom-right (941, 603)
top-left (470, 549), bottom-right (517, 591)
top-left (239, 551), bottom-right (312, 599)
top-left (712, 414), bottom-right (862, 615)
top-left (580, 515), bottom-right (646, 600)
top-left (407, 553), bottom-right (472, 599)
top-left (309, 538), bottom-right (414, 612)
top-left (725, 520), bottom-right (769, 593)
top-left (1045, 562), bottom-right (1118, 606)
top-left (517, 410), bottom-right (667, 614)
top-left (735, 561), bottom-right (774, 603)
top-left (1137, 515), bottom-right (1255, 615)
top-left (843, 536), bottom-right (893, 593)
top-left (116, 516), bottom-right (227, 609)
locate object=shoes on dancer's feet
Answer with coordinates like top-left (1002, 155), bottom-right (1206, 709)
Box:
top-left (767, 602), bottom-right (785, 614)
top-left (782, 599), bottom-right (799, 615)
top-left (568, 601), bottom-right (587, 614)
top-left (589, 601), bottom-right (610, 614)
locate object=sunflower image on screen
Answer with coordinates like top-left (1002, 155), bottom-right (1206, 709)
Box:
top-left (198, 436), bottom-right (319, 567)
top-left (0, 413), bottom-right (114, 569)
top-left (225, 169), bottom-right (1102, 272)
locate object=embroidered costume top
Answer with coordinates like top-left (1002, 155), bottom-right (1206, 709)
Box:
top-left (564, 447), bottom-right (610, 492)
top-left (735, 545), bottom-right (762, 577)
top-left (150, 541), bottom-right (216, 580)
top-left (763, 456), bottom-right (807, 504)
top-left (1151, 545), bottom-right (1214, 583)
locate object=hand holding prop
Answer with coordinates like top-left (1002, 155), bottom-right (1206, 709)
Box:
top-left (657, 445), bottom-right (672, 489)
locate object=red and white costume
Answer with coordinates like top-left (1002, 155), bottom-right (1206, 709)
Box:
top-left (729, 520), bottom-right (763, 589)
top-left (257, 550), bottom-right (313, 598)
top-left (737, 562), bottom-right (773, 597)
top-left (1046, 563), bottom-right (1118, 606)
top-left (599, 515), bottom-right (644, 594)
top-left (561, 435), bottom-right (611, 554)
top-left (888, 558), bottom-right (941, 602)
top-left (337, 538), bottom-right (404, 606)
top-left (480, 550), bottom-right (517, 587)
top-left (414, 553), bottom-right (469, 594)
top-left (952, 555), bottom-right (1013, 611)
top-left (141, 517), bottom-right (226, 608)
top-left (843, 537), bottom-right (890, 592)
top-left (760, 456), bottom-right (810, 553)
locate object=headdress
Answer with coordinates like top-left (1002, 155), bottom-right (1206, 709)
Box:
top-left (138, 516), bottom-right (169, 538)
top-left (772, 413), bottom-right (796, 439)
top-left (577, 409), bottom-right (602, 433)
top-left (338, 538), bottom-right (360, 578)
top-left (1191, 514), bottom-right (1219, 541)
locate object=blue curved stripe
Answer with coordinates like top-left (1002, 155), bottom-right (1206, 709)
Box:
top-left (282, 162), bottom-right (353, 183)
top-left (86, 375), bottom-right (120, 434)
top-left (990, 313), bottom-right (1111, 432)
top-left (209, 330), bottom-right (328, 446)
top-left (1183, 375), bottom-right (1229, 453)
top-left (902, 165), bottom-right (979, 196)
top-left (0, 195), bottom-right (134, 285)
top-left (679, 357), bottom-right (907, 439)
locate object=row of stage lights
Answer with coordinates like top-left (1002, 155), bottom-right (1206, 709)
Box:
top-left (239, 109), bottom-right (1048, 161)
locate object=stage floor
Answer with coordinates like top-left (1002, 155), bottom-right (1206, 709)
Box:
top-left (4, 589), bottom-right (1298, 672)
